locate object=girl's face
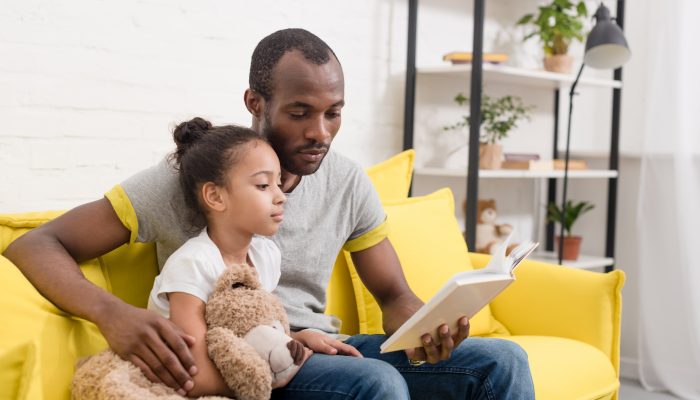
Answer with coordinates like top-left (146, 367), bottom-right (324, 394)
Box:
top-left (217, 140), bottom-right (286, 237)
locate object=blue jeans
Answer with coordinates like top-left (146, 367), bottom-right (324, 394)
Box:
top-left (271, 335), bottom-right (534, 400)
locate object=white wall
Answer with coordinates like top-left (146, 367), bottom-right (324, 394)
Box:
top-left (0, 0), bottom-right (409, 212)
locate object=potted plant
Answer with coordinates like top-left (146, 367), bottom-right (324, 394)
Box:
top-left (444, 93), bottom-right (533, 169)
top-left (546, 200), bottom-right (594, 260)
top-left (517, 0), bottom-right (588, 73)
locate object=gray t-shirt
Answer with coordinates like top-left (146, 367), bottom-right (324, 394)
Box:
top-left (118, 150), bottom-right (386, 333)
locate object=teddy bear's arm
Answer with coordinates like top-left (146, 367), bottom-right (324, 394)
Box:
top-left (206, 327), bottom-right (273, 400)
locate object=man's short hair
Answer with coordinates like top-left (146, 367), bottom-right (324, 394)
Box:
top-left (249, 28), bottom-right (338, 100)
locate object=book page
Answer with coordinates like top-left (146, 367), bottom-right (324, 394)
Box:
top-left (481, 234), bottom-right (539, 276)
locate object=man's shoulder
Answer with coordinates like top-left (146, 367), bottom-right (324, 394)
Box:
top-left (122, 157), bottom-right (178, 192)
top-left (320, 150), bottom-right (364, 178)
top-left (120, 156), bottom-right (184, 217)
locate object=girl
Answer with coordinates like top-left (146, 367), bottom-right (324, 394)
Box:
top-left (147, 117), bottom-right (308, 397)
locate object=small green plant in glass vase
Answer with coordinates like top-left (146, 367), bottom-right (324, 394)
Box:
top-left (444, 92), bottom-right (533, 169)
top-left (517, 0), bottom-right (588, 73)
top-left (546, 200), bottom-right (594, 260)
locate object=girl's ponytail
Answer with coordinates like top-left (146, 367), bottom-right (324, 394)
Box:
top-left (172, 117), bottom-right (213, 163)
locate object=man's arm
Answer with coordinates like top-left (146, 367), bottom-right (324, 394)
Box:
top-left (2, 198), bottom-right (196, 394)
top-left (350, 237), bottom-right (470, 364)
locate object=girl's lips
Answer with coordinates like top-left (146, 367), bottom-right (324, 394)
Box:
top-left (271, 212), bottom-right (284, 222)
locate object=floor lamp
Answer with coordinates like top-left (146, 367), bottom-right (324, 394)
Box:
top-left (558, 3), bottom-right (631, 265)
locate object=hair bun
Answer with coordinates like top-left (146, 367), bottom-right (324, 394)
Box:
top-left (173, 117), bottom-right (213, 161)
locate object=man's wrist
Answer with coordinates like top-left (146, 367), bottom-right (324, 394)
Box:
top-left (89, 293), bottom-right (128, 327)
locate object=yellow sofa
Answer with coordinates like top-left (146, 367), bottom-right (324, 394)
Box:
top-left (0, 150), bottom-right (624, 400)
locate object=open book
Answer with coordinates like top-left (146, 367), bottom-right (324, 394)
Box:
top-left (380, 235), bottom-right (539, 353)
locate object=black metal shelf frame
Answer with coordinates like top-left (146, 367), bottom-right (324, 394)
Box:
top-left (402, 0), bottom-right (625, 272)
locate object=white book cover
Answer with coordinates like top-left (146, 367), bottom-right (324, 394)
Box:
top-left (380, 235), bottom-right (538, 353)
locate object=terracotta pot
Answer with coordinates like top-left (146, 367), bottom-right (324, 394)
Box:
top-left (479, 143), bottom-right (503, 169)
top-left (555, 235), bottom-right (583, 261)
top-left (544, 54), bottom-right (573, 74)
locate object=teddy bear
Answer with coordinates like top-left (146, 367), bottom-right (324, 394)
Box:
top-left (473, 199), bottom-right (518, 255)
top-left (72, 263), bottom-right (306, 400)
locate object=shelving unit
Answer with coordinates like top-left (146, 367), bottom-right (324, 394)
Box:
top-left (417, 64), bottom-right (623, 90)
top-left (402, 0), bottom-right (626, 271)
top-left (530, 252), bottom-right (614, 270)
top-left (415, 167), bottom-right (619, 179)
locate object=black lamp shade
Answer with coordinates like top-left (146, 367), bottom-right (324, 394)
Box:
top-left (583, 4), bottom-right (631, 69)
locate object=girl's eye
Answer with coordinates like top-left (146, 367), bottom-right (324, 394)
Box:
top-left (256, 184), bottom-right (270, 190)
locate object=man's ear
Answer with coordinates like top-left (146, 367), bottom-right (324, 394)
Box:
top-left (201, 182), bottom-right (227, 212)
top-left (244, 89), bottom-right (265, 119)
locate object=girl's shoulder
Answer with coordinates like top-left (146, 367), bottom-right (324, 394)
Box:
top-left (250, 235), bottom-right (281, 260)
top-left (165, 230), bottom-right (220, 267)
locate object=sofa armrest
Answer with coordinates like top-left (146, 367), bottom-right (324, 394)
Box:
top-left (469, 252), bottom-right (625, 374)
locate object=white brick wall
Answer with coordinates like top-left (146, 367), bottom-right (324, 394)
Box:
top-left (0, 0), bottom-right (408, 212)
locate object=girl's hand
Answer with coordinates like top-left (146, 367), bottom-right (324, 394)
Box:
top-left (287, 339), bottom-right (313, 365)
top-left (293, 330), bottom-right (363, 357)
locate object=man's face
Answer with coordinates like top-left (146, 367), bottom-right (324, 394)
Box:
top-left (259, 51), bottom-right (344, 176)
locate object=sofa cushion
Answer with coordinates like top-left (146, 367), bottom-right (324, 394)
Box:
top-left (365, 149), bottom-right (414, 202)
top-left (346, 188), bottom-right (505, 337)
top-left (0, 340), bottom-right (43, 400)
top-left (499, 335), bottom-right (619, 400)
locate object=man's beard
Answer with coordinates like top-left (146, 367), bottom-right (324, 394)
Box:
top-left (261, 124), bottom-right (328, 176)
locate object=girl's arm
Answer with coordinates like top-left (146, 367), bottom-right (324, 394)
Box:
top-left (168, 292), bottom-right (234, 397)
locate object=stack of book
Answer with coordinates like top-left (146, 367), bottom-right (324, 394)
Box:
top-left (501, 153), bottom-right (587, 171)
top-left (443, 52), bottom-right (508, 65)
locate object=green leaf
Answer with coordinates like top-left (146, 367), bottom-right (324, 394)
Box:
top-left (546, 200), bottom-right (595, 236)
top-left (576, 1), bottom-right (588, 17)
top-left (517, 14), bottom-right (533, 25)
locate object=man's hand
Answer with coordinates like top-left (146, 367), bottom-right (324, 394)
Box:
top-left (292, 329), bottom-right (363, 357)
top-left (96, 302), bottom-right (198, 395)
top-left (404, 316), bottom-right (470, 364)
top-left (287, 339), bottom-right (313, 365)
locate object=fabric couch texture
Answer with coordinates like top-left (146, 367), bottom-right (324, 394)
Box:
top-left (0, 149), bottom-right (624, 399)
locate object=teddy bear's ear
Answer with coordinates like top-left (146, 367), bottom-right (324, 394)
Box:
top-left (213, 265), bottom-right (262, 293)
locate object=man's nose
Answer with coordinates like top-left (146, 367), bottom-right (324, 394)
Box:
top-left (305, 116), bottom-right (331, 144)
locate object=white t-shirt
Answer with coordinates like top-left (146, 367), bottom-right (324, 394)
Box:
top-left (148, 229), bottom-right (281, 318)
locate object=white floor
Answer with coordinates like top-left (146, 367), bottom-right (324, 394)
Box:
top-left (620, 378), bottom-right (680, 400)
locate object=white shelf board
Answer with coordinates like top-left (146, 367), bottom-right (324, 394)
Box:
top-left (529, 251), bottom-right (614, 270)
top-left (417, 64), bottom-right (622, 89)
top-left (414, 167), bottom-right (618, 179)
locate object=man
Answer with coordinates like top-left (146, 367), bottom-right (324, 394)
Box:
top-left (4, 29), bottom-right (534, 399)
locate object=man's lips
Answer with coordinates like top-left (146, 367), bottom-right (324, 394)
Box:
top-left (298, 148), bottom-right (327, 162)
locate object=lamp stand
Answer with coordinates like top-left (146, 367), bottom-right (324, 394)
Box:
top-left (558, 63), bottom-right (585, 265)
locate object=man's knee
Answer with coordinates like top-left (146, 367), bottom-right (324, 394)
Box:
top-left (354, 358), bottom-right (409, 399)
top-left (454, 338), bottom-right (530, 371)
top-left (494, 340), bottom-right (530, 372)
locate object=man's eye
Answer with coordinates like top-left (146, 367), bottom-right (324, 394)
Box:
top-left (326, 111), bottom-right (341, 119)
top-left (289, 112), bottom-right (306, 119)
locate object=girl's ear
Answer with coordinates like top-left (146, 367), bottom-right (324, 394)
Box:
top-left (201, 182), bottom-right (226, 212)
